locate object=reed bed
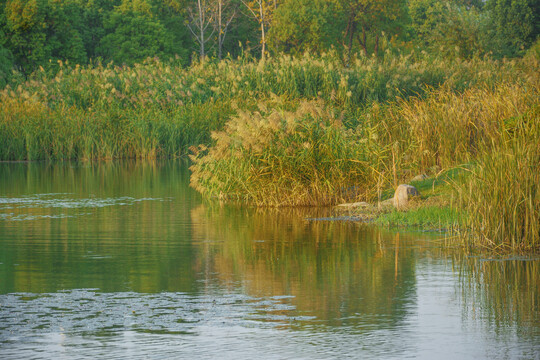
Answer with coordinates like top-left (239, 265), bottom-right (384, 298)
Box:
top-left (455, 106), bottom-right (540, 253)
top-left (189, 72), bottom-right (539, 252)
top-left (189, 79), bottom-right (538, 208)
top-left (0, 97), bottom-right (231, 160)
top-left (1, 52), bottom-right (537, 160)
top-left (189, 100), bottom-right (375, 206)
top-left (2, 51), bottom-right (539, 252)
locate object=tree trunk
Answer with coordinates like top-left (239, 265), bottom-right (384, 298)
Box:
top-left (259, 1), bottom-right (266, 61)
top-left (218, 0), bottom-right (222, 59)
top-left (361, 26), bottom-right (368, 56)
top-left (347, 18), bottom-right (355, 64)
top-left (198, 0), bottom-right (205, 59)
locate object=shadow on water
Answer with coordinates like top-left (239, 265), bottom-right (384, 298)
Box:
top-left (0, 161), bottom-right (538, 359)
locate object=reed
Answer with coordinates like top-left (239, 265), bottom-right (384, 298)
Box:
top-left (2, 51), bottom-right (539, 251)
top-left (189, 100), bottom-right (377, 206)
top-left (1, 52), bottom-right (537, 160)
top-left (455, 105), bottom-right (540, 253)
top-left (357, 79), bottom-right (539, 180)
top-left (0, 96), bottom-right (232, 160)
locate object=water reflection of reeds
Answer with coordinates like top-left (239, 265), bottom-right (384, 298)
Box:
top-left (190, 204), bottom-right (426, 329)
top-left (459, 258), bottom-right (539, 330)
top-left (191, 203), bottom-right (540, 336)
top-left (0, 160), bottom-right (200, 294)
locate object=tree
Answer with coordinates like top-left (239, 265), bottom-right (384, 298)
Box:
top-left (0, 45), bottom-right (14, 86)
top-left (339, 0), bottom-right (408, 62)
top-left (3, 0), bottom-right (87, 72)
top-left (0, 1), bottom-right (14, 85)
top-left (487, 0), bottom-right (539, 56)
top-left (213, 0), bottom-right (236, 59)
top-left (269, 0), bottom-right (343, 55)
top-left (98, 0), bottom-right (173, 65)
top-left (410, 0), bottom-right (492, 59)
top-left (240, 0), bottom-right (274, 61)
top-left (186, 0), bottom-right (215, 60)
top-left (46, 0), bottom-right (87, 64)
top-left (4, 0), bottom-right (50, 72)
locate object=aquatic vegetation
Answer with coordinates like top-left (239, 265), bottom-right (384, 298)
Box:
top-left (0, 52), bottom-right (537, 160)
top-left (190, 100), bottom-right (375, 206)
top-left (455, 106), bottom-right (540, 253)
top-left (1, 51), bottom-right (539, 252)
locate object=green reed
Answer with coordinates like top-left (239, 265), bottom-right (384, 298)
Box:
top-left (189, 100), bottom-right (379, 206)
top-left (1, 52), bottom-right (537, 160)
top-left (188, 81), bottom-right (539, 206)
top-left (455, 106), bottom-right (540, 253)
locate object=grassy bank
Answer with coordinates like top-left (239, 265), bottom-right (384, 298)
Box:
top-left (190, 78), bottom-right (538, 204)
top-left (188, 59), bottom-right (538, 252)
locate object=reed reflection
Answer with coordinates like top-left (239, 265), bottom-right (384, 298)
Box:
top-left (0, 160), bottom-right (200, 294)
top-left (190, 204), bottom-right (422, 329)
top-left (459, 257), bottom-right (539, 341)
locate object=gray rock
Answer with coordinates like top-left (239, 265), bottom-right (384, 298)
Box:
top-left (411, 174), bottom-right (428, 182)
top-left (393, 184), bottom-right (420, 209)
top-left (337, 201), bottom-right (370, 208)
top-left (378, 198), bottom-right (395, 209)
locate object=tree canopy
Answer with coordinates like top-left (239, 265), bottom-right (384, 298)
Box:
top-left (0, 0), bottom-right (538, 76)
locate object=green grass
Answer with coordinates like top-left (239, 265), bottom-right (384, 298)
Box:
top-left (1, 52), bottom-right (537, 160)
top-left (374, 205), bottom-right (465, 231)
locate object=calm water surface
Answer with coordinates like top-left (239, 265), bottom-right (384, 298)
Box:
top-left (0, 161), bottom-right (538, 359)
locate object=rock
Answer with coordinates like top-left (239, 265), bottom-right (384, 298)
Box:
top-left (379, 198), bottom-right (394, 207)
top-left (411, 174), bottom-right (428, 182)
top-left (393, 184), bottom-right (420, 209)
top-left (337, 201), bottom-right (370, 208)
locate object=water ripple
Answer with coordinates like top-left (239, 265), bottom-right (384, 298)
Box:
top-left (0, 194), bottom-right (166, 221)
top-left (0, 290), bottom-right (301, 340)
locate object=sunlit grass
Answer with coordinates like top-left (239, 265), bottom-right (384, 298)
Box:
top-left (1, 52), bottom-right (537, 160)
top-left (455, 106), bottom-right (540, 253)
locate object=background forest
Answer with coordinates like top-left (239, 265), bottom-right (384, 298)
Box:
top-left (0, 0), bottom-right (539, 84)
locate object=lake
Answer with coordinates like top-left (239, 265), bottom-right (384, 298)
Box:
top-left (0, 161), bottom-right (538, 359)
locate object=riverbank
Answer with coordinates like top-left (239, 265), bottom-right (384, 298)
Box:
top-left (335, 169), bottom-right (464, 232)
top-left (1, 52), bottom-right (539, 253)
top-left (189, 76), bottom-right (539, 253)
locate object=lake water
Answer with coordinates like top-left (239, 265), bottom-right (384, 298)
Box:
top-left (0, 161), bottom-right (538, 359)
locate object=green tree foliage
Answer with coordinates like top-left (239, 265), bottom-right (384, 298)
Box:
top-left (487, 0), bottom-right (540, 56)
top-left (98, 0), bottom-right (175, 65)
top-left (0, 4), bottom-right (14, 86)
top-left (0, 45), bottom-right (13, 87)
top-left (72, 0), bottom-right (116, 61)
top-left (269, 0), bottom-right (343, 55)
top-left (153, 0), bottom-right (190, 64)
top-left (0, 0), bottom-right (538, 76)
top-left (46, 0), bottom-right (87, 64)
top-left (4, 0), bottom-right (51, 72)
top-left (340, 0), bottom-right (408, 61)
top-left (409, 0), bottom-right (490, 58)
top-left (2, 0), bottom-right (91, 72)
